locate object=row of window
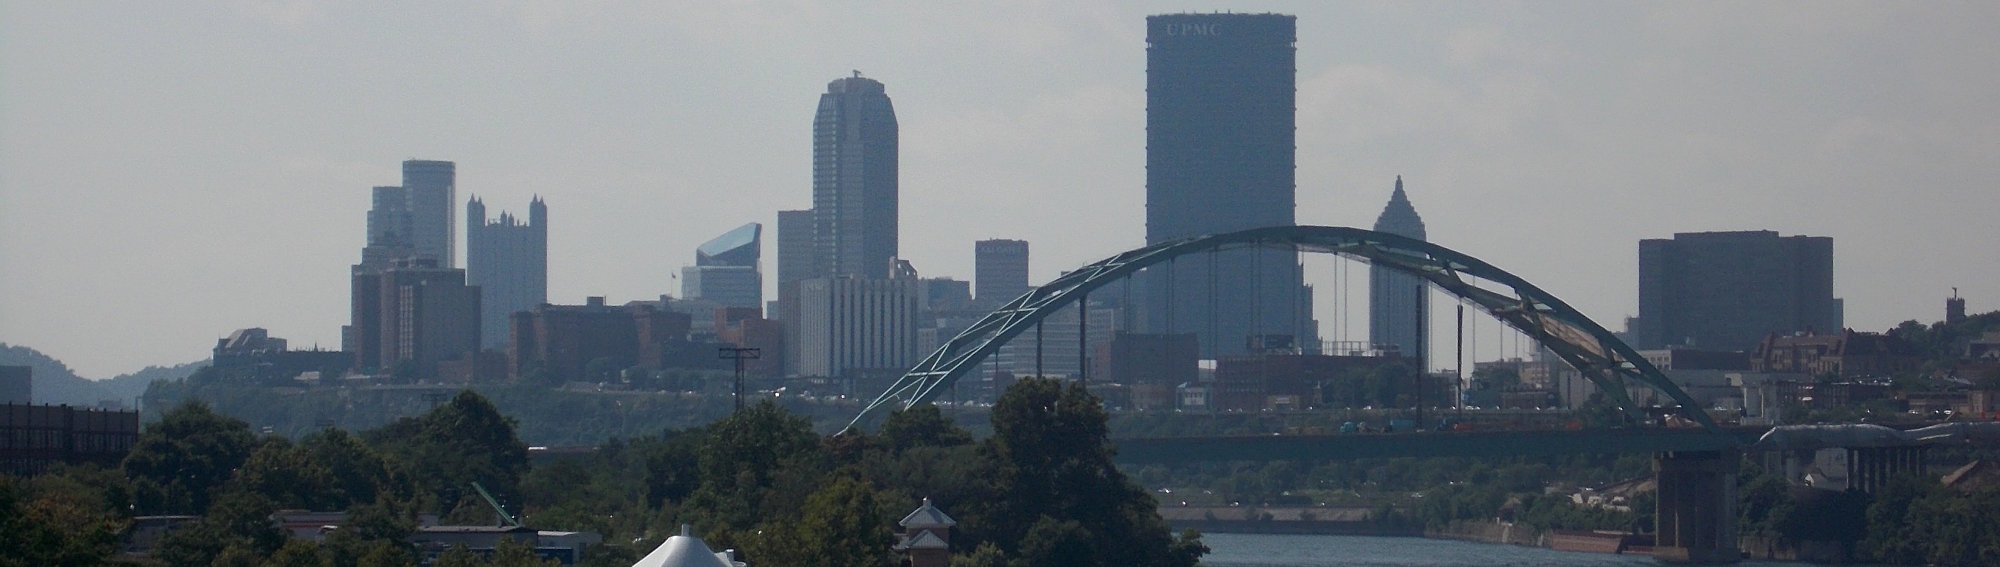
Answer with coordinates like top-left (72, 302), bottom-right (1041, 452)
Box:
top-left (0, 429), bottom-right (137, 452)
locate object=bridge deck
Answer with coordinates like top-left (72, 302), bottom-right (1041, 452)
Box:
top-left (1112, 427), bottom-right (1766, 464)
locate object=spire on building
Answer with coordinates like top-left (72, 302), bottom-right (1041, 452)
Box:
top-left (1372, 175), bottom-right (1426, 240)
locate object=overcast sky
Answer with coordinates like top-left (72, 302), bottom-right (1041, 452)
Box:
top-left (4, 2), bottom-right (1996, 378)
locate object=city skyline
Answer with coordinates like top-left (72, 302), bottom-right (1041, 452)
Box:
top-left (4, 3), bottom-right (1998, 376)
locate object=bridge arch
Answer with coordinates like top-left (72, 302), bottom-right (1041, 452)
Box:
top-left (846, 225), bottom-right (1718, 433)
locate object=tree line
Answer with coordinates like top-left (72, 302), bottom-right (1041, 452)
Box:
top-left (3, 377), bottom-right (1203, 567)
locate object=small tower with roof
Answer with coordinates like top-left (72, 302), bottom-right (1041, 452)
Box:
top-left (895, 498), bottom-right (955, 567)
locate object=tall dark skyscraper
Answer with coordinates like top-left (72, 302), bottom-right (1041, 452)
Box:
top-left (467, 196), bottom-right (548, 350)
top-left (974, 239), bottom-right (1030, 309)
top-left (775, 210), bottom-right (816, 288)
top-left (1368, 177), bottom-right (1428, 359)
top-left (1142, 13), bottom-right (1314, 357)
top-left (402, 160), bottom-right (456, 269)
top-left (1629, 231), bottom-right (1842, 351)
top-left (812, 74), bottom-right (899, 279)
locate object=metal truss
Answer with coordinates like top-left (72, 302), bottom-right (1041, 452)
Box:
top-left (844, 225), bottom-right (1721, 434)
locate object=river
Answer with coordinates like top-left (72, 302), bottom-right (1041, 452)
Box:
top-left (1201, 533), bottom-right (1819, 566)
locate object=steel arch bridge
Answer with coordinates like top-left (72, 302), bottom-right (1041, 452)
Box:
top-left (844, 225), bottom-right (1720, 434)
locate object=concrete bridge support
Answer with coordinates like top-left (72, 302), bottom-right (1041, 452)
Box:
top-left (1655, 449), bottom-right (1741, 564)
top-left (1848, 446), bottom-right (1927, 494)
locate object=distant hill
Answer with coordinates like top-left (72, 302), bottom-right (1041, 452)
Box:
top-left (0, 343), bottom-right (205, 407)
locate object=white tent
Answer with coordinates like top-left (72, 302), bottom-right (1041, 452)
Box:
top-left (631, 525), bottom-right (744, 567)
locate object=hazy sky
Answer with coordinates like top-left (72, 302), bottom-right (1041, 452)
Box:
top-left (4, 2), bottom-right (1997, 378)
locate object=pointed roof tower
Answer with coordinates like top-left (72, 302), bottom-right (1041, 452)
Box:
top-left (1372, 176), bottom-right (1427, 241)
top-left (899, 497), bottom-right (956, 529)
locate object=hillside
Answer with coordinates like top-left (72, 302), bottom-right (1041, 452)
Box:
top-left (0, 343), bottom-right (205, 406)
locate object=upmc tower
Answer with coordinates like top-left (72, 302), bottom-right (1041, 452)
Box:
top-left (1143, 13), bottom-right (1315, 358)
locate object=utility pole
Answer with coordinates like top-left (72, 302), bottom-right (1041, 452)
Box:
top-left (719, 347), bottom-right (761, 413)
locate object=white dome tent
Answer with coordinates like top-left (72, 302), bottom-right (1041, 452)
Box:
top-left (631, 525), bottom-right (744, 567)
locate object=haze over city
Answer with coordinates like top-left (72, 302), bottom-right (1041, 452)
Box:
top-left (4, 2), bottom-right (1998, 378)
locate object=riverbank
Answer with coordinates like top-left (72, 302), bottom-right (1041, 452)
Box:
top-left (1158, 507), bottom-right (1422, 537)
top-left (1166, 512), bottom-right (1650, 558)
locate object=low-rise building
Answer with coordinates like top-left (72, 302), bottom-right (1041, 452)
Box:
top-left (1, 403), bottom-right (139, 476)
top-left (1752, 330), bottom-right (1921, 380)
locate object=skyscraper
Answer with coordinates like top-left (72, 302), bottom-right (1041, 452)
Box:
top-left (1368, 177), bottom-right (1428, 359)
top-left (775, 210), bottom-right (816, 288)
top-left (812, 74), bottom-right (899, 279)
top-left (682, 222), bottom-right (764, 311)
top-left (1142, 13), bottom-right (1314, 357)
top-left (402, 160), bottom-right (456, 269)
top-left (775, 209), bottom-right (816, 376)
top-left (467, 196), bottom-right (548, 350)
top-left (1630, 231), bottom-right (1842, 351)
top-left (974, 239), bottom-right (1030, 309)
top-left (348, 258), bottom-right (480, 376)
top-left (362, 186), bottom-right (417, 269)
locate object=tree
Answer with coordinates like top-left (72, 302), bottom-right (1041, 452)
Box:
top-left (1859, 474), bottom-right (1934, 564)
top-left (0, 475), bottom-right (127, 567)
top-left (297, 427), bottom-right (403, 510)
top-left (683, 401), bottom-right (828, 535)
top-left (235, 438), bottom-right (341, 510)
top-left (878, 403), bottom-right (973, 454)
top-left (154, 490), bottom-right (286, 566)
top-left (367, 390), bottom-right (530, 514)
top-left (966, 377), bottom-right (1203, 567)
top-left (123, 400), bottom-right (259, 514)
top-left (788, 475), bottom-right (896, 567)
top-left (263, 540), bottom-right (334, 567)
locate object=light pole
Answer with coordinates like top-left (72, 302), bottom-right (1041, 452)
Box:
top-left (719, 347), bottom-right (761, 413)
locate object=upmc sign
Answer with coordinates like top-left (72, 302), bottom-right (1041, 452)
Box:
top-left (1163, 22), bottom-right (1220, 36)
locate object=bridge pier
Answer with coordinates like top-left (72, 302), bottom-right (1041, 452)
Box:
top-left (1654, 449), bottom-right (1740, 564)
top-left (1848, 446), bottom-right (1927, 494)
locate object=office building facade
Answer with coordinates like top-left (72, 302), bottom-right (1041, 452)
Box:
top-left (348, 258), bottom-right (480, 376)
top-left (1142, 13), bottom-right (1315, 358)
top-left (1368, 177), bottom-right (1429, 359)
top-left (467, 196), bottom-right (548, 350)
top-left (796, 276), bottom-right (919, 378)
top-left (402, 160), bottom-right (457, 269)
top-left (974, 239), bottom-right (1030, 310)
top-left (1629, 231), bottom-right (1842, 351)
top-left (812, 75), bottom-right (899, 279)
top-left (682, 222), bottom-right (763, 311)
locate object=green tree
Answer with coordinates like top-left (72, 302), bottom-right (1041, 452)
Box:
top-left (154, 490), bottom-right (286, 566)
top-left (878, 404), bottom-right (974, 454)
top-left (490, 536), bottom-right (561, 567)
top-left (298, 427), bottom-right (403, 510)
top-left (682, 401), bottom-right (828, 535)
top-left (0, 475), bottom-right (127, 567)
top-left (236, 438), bottom-right (341, 510)
top-left (966, 377), bottom-right (1203, 566)
top-left (263, 540), bottom-right (334, 567)
top-left (786, 475), bottom-right (896, 567)
top-left (367, 390), bottom-right (530, 514)
top-left (124, 400), bottom-right (259, 514)
top-left (1859, 474), bottom-right (1934, 564)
